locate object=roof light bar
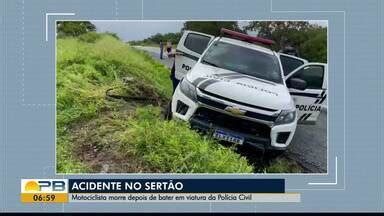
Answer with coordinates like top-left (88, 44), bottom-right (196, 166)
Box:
top-left (220, 28), bottom-right (275, 46)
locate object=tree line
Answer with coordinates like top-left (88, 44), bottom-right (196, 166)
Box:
top-left (129, 32), bottom-right (182, 46)
top-left (128, 21), bottom-right (327, 62)
top-left (56, 21), bottom-right (327, 62)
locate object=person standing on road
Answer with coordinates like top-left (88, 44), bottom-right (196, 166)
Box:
top-left (166, 41), bottom-right (179, 92)
top-left (164, 50), bottom-right (179, 120)
top-left (167, 51), bottom-right (179, 93)
top-left (166, 41), bottom-right (172, 55)
top-left (159, 41), bottom-right (164, 59)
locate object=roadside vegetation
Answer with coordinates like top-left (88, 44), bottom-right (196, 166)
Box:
top-left (244, 21), bottom-right (327, 62)
top-left (57, 22), bottom-right (303, 173)
top-left (129, 32), bottom-right (181, 47)
top-left (129, 21), bottom-right (327, 63)
top-left (57, 32), bottom-right (255, 173)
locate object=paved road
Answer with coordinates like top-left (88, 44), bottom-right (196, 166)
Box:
top-left (133, 46), bottom-right (174, 69)
top-left (287, 109), bottom-right (327, 173)
top-left (133, 45), bottom-right (327, 173)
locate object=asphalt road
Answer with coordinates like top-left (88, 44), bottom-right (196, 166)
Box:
top-left (287, 109), bottom-right (327, 173)
top-left (133, 46), bottom-right (175, 69)
top-left (133, 45), bottom-right (327, 173)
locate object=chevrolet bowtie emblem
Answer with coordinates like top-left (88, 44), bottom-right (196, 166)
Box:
top-left (225, 106), bottom-right (246, 116)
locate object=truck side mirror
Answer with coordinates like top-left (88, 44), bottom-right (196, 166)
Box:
top-left (288, 78), bottom-right (307, 91)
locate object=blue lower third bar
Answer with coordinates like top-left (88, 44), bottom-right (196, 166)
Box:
top-left (68, 179), bottom-right (285, 193)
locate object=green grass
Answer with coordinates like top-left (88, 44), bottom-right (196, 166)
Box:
top-left (56, 33), bottom-right (253, 173)
top-left (119, 107), bottom-right (253, 173)
top-left (263, 157), bottom-right (302, 173)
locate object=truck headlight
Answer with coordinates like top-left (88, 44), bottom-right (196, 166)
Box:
top-left (179, 78), bottom-right (197, 101)
top-left (275, 109), bottom-right (296, 125)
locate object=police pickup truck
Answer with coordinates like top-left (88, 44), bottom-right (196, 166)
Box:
top-left (170, 28), bottom-right (327, 151)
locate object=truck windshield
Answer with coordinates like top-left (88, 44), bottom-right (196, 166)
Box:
top-left (201, 41), bottom-right (283, 84)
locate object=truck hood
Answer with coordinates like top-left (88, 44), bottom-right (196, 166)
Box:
top-left (187, 63), bottom-right (292, 112)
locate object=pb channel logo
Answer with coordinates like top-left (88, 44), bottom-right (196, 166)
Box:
top-left (20, 179), bottom-right (68, 203)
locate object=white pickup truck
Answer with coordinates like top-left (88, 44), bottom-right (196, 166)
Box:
top-left (170, 29), bottom-right (327, 151)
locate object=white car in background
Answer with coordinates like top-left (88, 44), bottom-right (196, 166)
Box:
top-left (170, 29), bottom-right (327, 152)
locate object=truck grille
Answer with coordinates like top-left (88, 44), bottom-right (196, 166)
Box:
top-left (192, 107), bottom-right (271, 139)
top-left (196, 95), bottom-right (278, 122)
top-left (198, 88), bottom-right (278, 112)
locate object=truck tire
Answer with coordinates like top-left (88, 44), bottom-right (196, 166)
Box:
top-left (164, 101), bottom-right (172, 120)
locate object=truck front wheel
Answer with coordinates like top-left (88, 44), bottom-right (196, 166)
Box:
top-left (164, 101), bottom-right (172, 120)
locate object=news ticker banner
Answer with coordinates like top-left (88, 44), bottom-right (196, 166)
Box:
top-left (20, 179), bottom-right (300, 203)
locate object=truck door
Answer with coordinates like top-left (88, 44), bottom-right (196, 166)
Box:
top-left (278, 53), bottom-right (308, 77)
top-left (285, 63), bottom-right (327, 124)
top-left (174, 31), bottom-right (214, 80)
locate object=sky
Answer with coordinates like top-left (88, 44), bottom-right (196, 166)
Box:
top-left (92, 20), bottom-right (328, 42)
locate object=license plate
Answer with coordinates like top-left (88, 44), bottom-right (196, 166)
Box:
top-left (212, 130), bottom-right (244, 145)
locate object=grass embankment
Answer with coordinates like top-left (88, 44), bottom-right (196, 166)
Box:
top-left (56, 33), bottom-right (254, 173)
